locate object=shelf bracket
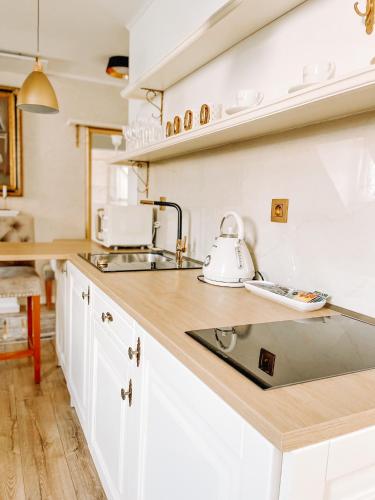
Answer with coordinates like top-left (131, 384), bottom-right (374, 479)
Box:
top-left (141, 88), bottom-right (164, 125)
top-left (354, 0), bottom-right (375, 34)
top-left (129, 161), bottom-right (150, 198)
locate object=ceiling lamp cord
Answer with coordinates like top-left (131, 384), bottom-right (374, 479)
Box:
top-left (37, 0), bottom-right (40, 56)
top-left (35, 0), bottom-right (41, 69)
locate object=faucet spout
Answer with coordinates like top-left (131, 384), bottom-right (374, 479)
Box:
top-left (140, 200), bottom-right (186, 266)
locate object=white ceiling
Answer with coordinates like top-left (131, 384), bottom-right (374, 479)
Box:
top-left (0, 0), bottom-right (150, 86)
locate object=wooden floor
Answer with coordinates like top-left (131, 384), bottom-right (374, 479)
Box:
top-left (0, 339), bottom-right (106, 499)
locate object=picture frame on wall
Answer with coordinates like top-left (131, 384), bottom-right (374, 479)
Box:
top-left (0, 86), bottom-right (23, 196)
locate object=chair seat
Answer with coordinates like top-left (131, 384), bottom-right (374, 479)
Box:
top-left (0, 266), bottom-right (41, 298)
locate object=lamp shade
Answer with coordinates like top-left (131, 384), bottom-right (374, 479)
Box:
top-left (17, 61), bottom-right (59, 114)
top-left (106, 55), bottom-right (129, 79)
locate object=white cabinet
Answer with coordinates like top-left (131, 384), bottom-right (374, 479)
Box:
top-left (126, 324), bottom-right (281, 500)
top-left (129, 0), bottom-right (232, 84)
top-left (88, 286), bottom-right (136, 500)
top-left (63, 265), bottom-right (281, 500)
top-left (55, 260), bottom-right (68, 373)
top-left (66, 262), bottom-right (91, 433)
top-left (279, 425), bottom-right (375, 500)
top-left (89, 318), bottom-right (130, 499)
top-left (64, 263), bottom-right (375, 500)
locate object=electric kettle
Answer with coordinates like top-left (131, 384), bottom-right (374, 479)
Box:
top-left (202, 211), bottom-right (254, 287)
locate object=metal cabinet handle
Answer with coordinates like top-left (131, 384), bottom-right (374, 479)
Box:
top-left (81, 287), bottom-right (90, 304)
top-left (121, 379), bottom-right (132, 406)
top-left (101, 312), bottom-right (113, 323)
top-left (128, 337), bottom-right (141, 367)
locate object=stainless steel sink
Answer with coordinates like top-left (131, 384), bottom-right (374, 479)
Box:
top-left (95, 252), bottom-right (173, 269)
top-left (79, 250), bottom-right (202, 273)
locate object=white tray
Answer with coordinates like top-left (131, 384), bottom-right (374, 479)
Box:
top-left (244, 280), bottom-right (327, 312)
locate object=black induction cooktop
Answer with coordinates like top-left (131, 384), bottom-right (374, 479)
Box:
top-left (186, 315), bottom-right (375, 390)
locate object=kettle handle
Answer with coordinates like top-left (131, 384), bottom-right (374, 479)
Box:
top-left (220, 211), bottom-right (245, 240)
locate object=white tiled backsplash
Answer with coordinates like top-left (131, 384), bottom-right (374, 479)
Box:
top-left (149, 113), bottom-right (375, 316)
top-left (130, 0), bottom-right (375, 316)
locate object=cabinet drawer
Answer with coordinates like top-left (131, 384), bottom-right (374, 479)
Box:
top-left (92, 286), bottom-right (135, 349)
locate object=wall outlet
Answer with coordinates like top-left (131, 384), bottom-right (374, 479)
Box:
top-left (271, 199), bottom-right (289, 223)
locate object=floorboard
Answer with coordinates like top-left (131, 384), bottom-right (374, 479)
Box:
top-left (0, 339), bottom-right (106, 500)
top-left (0, 384), bottom-right (25, 500)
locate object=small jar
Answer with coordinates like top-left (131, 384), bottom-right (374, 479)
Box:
top-left (165, 121), bottom-right (173, 138)
top-left (199, 103), bottom-right (222, 125)
top-left (173, 115), bottom-right (182, 135)
top-left (184, 110), bottom-right (193, 131)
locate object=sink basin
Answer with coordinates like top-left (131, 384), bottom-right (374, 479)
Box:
top-left (96, 252), bottom-right (173, 269)
top-left (79, 250), bottom-right (202, 273)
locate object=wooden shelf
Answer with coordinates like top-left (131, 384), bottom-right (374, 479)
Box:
top-left (114, 66), bottom-right (375, 163)
top-left (121, 0), bottom-right (306, 100)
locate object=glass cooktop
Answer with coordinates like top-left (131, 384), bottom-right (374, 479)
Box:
top-left (186, 315), bottom-right (375, 390)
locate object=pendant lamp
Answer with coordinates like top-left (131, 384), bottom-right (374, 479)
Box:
top-left (106, 56), bottom-right (129, 79)
top-left (17, 0), bottom-right (59, 114)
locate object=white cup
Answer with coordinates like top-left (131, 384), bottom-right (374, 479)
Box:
top-left (303, 62), bottom-right (335, 84)
top-left (235, 89), bottom-right (263, 107)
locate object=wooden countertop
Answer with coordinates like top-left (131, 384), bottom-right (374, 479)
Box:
top-left (69, 256), bottom-right (375, 453)
top-left (0, 240), bottom-right (102, 261)
top-left (2, 241), bottom-right (375, 452)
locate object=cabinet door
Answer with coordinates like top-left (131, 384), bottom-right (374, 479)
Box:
top-left (280, 426), bottom-right (375, 500)
top-left (55, 262), bottom-right (67, 371)
top-left (89, 315), bottom-right (132, 500)
top-left (126, 326), bottom-right (281, 500)
top-left (67, 263), bottom-right (90, 432)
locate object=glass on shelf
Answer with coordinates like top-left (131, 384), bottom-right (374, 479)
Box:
top-left (122, 119), bottom-right (163, 152)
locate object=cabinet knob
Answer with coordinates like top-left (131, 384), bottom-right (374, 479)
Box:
top-left (101, 312), bottom-right (113, 323)
top-left (121, 379), bottom-right (132, 407)
top-left (128, 337), bottom-right (141, 367)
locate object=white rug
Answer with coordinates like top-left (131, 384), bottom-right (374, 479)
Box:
top-left (0, 308), bottom-right (55, 344)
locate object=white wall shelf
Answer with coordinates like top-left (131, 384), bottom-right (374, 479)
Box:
top-left (114, 66), bottom-right (375, 164)
top-left (120, 0), bottom-right (306, 100)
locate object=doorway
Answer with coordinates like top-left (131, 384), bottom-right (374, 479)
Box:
top-left (86, 127), bottom-right (128, 240)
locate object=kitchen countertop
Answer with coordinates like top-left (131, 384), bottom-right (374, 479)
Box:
top-left (2, 241), bottom-right (375, 452)
top-left (0, 240), bottom-right (102, 260)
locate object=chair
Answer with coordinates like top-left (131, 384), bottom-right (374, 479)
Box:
top-left (0, 214), bottom-right (42, 383)
top-left (0, 266), bottom-right (41, 383)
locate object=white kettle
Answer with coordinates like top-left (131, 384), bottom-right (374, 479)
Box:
top-left (203, 211), bottom-right (254, 287)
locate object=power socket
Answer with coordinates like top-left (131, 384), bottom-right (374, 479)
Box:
top-left (271, 199), bottom-right (289, 223)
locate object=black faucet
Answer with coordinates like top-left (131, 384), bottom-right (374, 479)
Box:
top-left (140, 200), bottom-right (187, 266)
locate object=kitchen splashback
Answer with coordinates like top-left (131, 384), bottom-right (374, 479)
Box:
top-left (148, 112), bottom-right (375, 317)
top-left (130, 0), bottom-right (375, 317)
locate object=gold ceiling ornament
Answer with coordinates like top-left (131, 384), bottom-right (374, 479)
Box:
top-left (354, 0), bottom-right (375, 34)
top-left (17, 0), bottom-right (59, 114)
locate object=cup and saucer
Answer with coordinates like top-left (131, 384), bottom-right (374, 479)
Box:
top-left (225, 89), bottom-right (264, 115)
top-left (288, 62), bottom-right (336, 94)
